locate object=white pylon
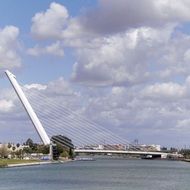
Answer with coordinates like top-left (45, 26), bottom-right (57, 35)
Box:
top-left (5, 70), bottom-right (50, 145)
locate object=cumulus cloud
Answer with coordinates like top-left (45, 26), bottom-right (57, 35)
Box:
top-left (30, 1), bottom-right (190, 39)
top-left (27, 42), bottom-right (64, 57)
top-left (0, 99), bottom-right (14, 112)
top-left (30, 2), bottom-right (94, 44)
top-left (46, 77), bottom-right (75, 96)
top-left (0, 26), bottom-right (21, 70)
top-left (31, 0), bottom-right (190, 39)
top-left (31, 2), bottom-right (69, 39)
top-left (30, 2), bottom-right (190, 87)
top-left (142, 83), bottom-right (185, 100)
top-left (70, 24), bottom-right (190, 87)
top-left (176, 119), bottom-right (190, 131)
top-left (71, 25), bottom-right (175, 86)
top-left (81, 0), bottom-right (190, 34)
top-left (24, 84), bottom-right (47, 90)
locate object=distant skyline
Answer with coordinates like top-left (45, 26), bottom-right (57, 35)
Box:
top-left (1, 1), bottom-right (190, 147)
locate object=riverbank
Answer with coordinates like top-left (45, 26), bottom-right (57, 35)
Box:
top-left (182, 159), bottom-right (190, 162)
top-left (7, 161), bottom-right (53, 168)
top-left (0, 159), bottom-right (52, 168)
top-left (0, 158), bottom-right (73, 168)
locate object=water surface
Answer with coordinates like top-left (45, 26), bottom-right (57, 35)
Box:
top-left (0, 159), bottom-right (190, 190)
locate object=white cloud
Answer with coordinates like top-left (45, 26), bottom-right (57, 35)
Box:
top-left (27, 42), bottom-right (64, 57)
top-left (31, 2), bottom-right (69, 39)
top-left (0, 99), bottom-right (14, 112)
top-left (71, 25), bottom-right (175, 86)
top-left (24, 84), bottom-right (47, 90)
top-left (46, 77), bottom-right (75, 96)
top-left (176, 119), bottom-right (190, 131)
top-left (30, 2), bottom-right (95, 45)
top-left (0, 26), bottom-right (21, 70)
top-left (30, 1), bottom-right (190, 40)
top-left (29, 1), bottom-right (190, 86)
top-left (81, 0), bottom-right (190, 34)
top-left (142, 83), bottom-right (185, 100)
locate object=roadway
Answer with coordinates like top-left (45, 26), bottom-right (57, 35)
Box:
top-left (74, 149), bottom-right (168, 157)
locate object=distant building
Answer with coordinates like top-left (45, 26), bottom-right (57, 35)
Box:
top-left (78, 144), bottom-right (126, 151)
top-left (138, 144), bottom-right (161, 151)
top-left (103, 144), bottom-right (126, 150)
top-left (76, 143), bottom-right (161, 152)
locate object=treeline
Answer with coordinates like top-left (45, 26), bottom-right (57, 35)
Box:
top-left (23, 138), bottom-right (74, 158)
top-left (0, 144), bottom-right (23, 159)
top-left (0, 138), bottom-right (74, 159)
top-left (179, 149), bottom-right (190, 159)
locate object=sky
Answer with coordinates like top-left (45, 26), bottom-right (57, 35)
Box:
top-left (1, 0), bottom-right (190, 147)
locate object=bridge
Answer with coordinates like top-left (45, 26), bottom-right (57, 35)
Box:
top-left (5, 70), bottom-right (179, 160)
top-left (74, 149), bottom-right (168, 158)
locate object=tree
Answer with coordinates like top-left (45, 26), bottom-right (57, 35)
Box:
top-left (15, 150), bottom-right (23, 159)
top-left (25, 138), bottom-right (37, 151)
top-left (179, 149), bottom-right (190, 159)
top-left (23, 147), bottom-right (32, 154)
top-left (56, 144), bottom-right (64, 154)
top-left (26, 138), bottom-right (34, 147)
top-left (69, 148), bottom-right (74, 159)
top-left (61, 150), bottom-right (69, 158)
top-left (7, 143), bottom-right (12, 149)
top-left (0, 145), bottom-right (9, 158)
top-left (36, 145), bottom-right (49, 154)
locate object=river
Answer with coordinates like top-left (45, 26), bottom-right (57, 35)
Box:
top-left (0, 159), bottom-right (190, 190)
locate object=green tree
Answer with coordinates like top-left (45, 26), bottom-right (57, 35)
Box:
top-left (0, 145), bottom-right (9, 158)
top-left (26, 138), bottom-right (34, 147)
top-left (23, 147), bottom-right (32, 154)
top-left (25, 138), bottom-right (38, 152)
top-left (61, 150), bottom-right (69, 158)
top-left (36, 145), bottom-right (49, 154)
top-left (56, 144), bottom-right (64, 154)
top-left (15, 150), bottom-right (23, 159)
top-left (69, 148), bottom-right (74, 159)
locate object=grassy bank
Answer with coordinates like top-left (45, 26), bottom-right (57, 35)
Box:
top-left (0, 159), bottom-right (38, 168)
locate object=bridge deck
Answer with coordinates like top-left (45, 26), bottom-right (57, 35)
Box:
top-left (74, 149), bottom-right (168, 155)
